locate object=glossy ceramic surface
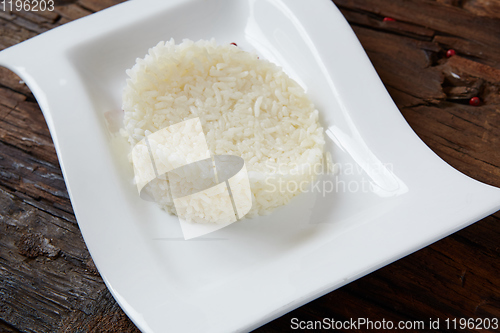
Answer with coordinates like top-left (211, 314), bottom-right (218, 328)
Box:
top-left (1, 0), bottom-right (499, 332)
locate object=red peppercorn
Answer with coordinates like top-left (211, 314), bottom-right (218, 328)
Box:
top-left (446, 49), bottom-right (456, 57)
top-left (469, 97), bottom-right (480, 106)
top-left (230, 42), bottom-right (237, 46)
top-left (383, 17), bottom-right (396, 22)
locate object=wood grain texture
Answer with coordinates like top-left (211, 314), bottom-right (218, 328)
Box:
top-left (0, 0), bottom-right (499, 332)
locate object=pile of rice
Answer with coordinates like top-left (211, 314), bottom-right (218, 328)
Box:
top-left (122, 39), bottom-right (325, 219)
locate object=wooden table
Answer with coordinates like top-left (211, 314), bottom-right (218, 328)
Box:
top-left (1, 0), bottom-right (499, 332)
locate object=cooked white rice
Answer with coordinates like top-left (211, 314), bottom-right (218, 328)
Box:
top-left (122, 39), bottom-right (325, 218)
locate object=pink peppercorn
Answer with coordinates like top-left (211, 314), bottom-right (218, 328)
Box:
top-left (446, 49), bottom-right (456, 57)
top-left (469, 97), bottom-right (480, 106)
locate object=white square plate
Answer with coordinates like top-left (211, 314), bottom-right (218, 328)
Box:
top-left (1, 0), bottom-right (499, 332)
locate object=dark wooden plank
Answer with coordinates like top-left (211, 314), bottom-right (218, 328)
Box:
top-left (53, 4), bottom-right (92, 21)
top-left (77, 0), bottom-right (125, 12)
top-left (13, 10), bottom-right (59, 26)
top-left (401, 103), bottom-right (500, 188)
top-left (334, 0), bottom-right (500, 67)
top-left (0, 67), bottom-right (34, 96)
top-left (1, 187), bottom-right (98, 332)
top-left (0, 319), bottom-right (22, 333)
top-left (352, 25), bottom-right (445, 104)
top-left (0, 19), bottom-right (37, 50)
top-left (339, 7), bottom-right (435, 40)
top-left (462, 0), bottom-right (500, 19)
top-left (58, 288), bottom-right (141, 333)
top-left (0, 187), bottom-right (139, 331)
